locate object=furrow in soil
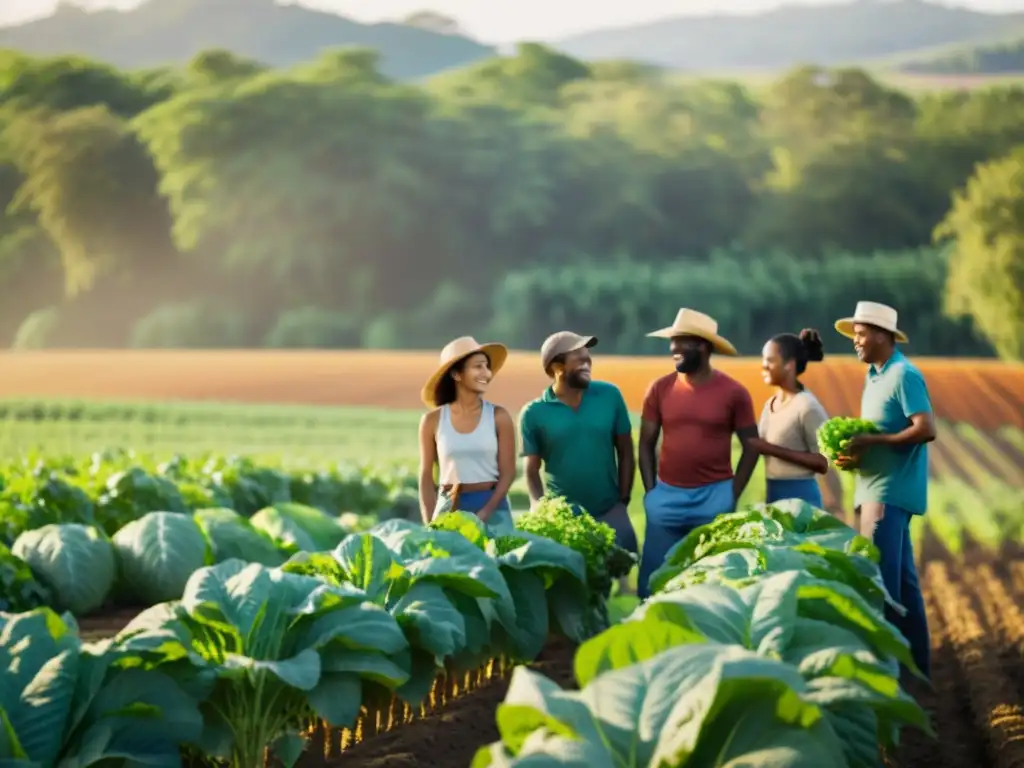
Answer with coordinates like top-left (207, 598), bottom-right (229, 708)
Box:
top-left (930, 561), bottom-right (1024, 768)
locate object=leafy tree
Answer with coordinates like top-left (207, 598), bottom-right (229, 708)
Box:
top-left (934, 148), bottom-right (1024, 360)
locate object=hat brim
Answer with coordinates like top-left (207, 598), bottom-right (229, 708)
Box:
top-left (544, 335), bottom-right (599, 375)
top-left (835, 318), bottom-right (909, 344)
top-left (420, 343), bottom-right (509, 408)
top-left (646, 327), bottom-right (738, 356)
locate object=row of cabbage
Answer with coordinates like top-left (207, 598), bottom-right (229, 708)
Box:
top-left (0, 448), bottom-right (420, 546)
top-left (475, 499), bottom-right (936, 768)
top-left (0, 501), bottom-right (635, 768)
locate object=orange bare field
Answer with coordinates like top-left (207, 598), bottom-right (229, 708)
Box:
top-left (1, 350), bottom-right (1022, 429)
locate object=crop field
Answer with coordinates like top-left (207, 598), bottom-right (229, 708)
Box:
top-left (0, 350), bottom-right (1021, 767)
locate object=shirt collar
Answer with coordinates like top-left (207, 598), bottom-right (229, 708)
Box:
top-left (869, 348), bottom-right (904, 377)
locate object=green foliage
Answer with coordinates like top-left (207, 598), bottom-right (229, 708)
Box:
top-left (817, 417), bottom-right (884, 468)
top-left (130, 301), bottom-right (247, 348)
top-left (935, 147), bottom-right (1024, 360)
top-left (263, 307), bottom-right (362, 348)
top-left (0, 45), bottom-right (1020, 357)
top-left (0, 542), bottom-right (51, 612)
top-left (476, 499), bottom-right (934, 766)
top-left (10, 306), bottom-right (59, 349)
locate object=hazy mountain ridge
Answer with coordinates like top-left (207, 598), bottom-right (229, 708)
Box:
top-left (0, 0), bottom-right (495, 79)
top-left (1, 0), bottom-right (1024, 78)
top-left (553, 0), bottom-right (1024, 71)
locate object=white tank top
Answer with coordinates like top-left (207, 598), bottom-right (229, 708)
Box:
top-left (436, 401), bottom-right (499, 484)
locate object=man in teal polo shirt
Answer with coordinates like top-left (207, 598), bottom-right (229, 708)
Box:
top-left (833, 301), bottom-right (936, 680)
top-left (519, 332), bottom-right (638, 586)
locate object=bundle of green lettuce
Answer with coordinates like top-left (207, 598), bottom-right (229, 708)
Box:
top-left (817, 416), bottom-right (881, 468)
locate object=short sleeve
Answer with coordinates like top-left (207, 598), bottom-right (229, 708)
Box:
top-left (732, 384), bottom-right (757, 432)
top-left (641, 378), bottom-right (662, 423)
top-left (800, 396), bottom-right (829, 453)
top-left (612, 387), bottom-right (632, 436)
top-left (897, 367), bottom-right (932, 417)
top-left (518, 405), bottom-right (541, 457)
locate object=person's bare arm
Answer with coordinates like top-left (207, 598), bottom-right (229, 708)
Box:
top-left (417, 410), bottom-right (439, 524)
top-left (518, 405), bottom-right (545, 507)
top-left (523, 455), bottom-right (544, 505)
top-left (478, 406), bottom-right (517, 521)
top-left (616, 432), bottom-right (635, 502)
top-left (823, 466), bottom-right (846, 518)
top-left (731, 388), bottom-right (760, 507)
top-left (751, 439), bottom-right (828, 474)
top-left (733, 425), bottom-right (760, 506)
top-left (638, 418), bottom-right (660, 493)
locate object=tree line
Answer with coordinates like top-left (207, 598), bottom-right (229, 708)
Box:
top-left (0, 44), bottom-right (1021, 359)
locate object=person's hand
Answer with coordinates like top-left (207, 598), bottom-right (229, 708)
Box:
top-left (834, 453), bottom-right (859, 470)
top-left (846, 434), bottom-right (877, 453)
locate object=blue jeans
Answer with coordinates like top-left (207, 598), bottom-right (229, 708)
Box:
top-left (862, 503), bottom-right (931, 680)
top-left (639, 478), bottom-right (734, 599)
top-left (434, 489), bottom-right (514, 535)
top-left (766, 477), bottom-right (823, 508)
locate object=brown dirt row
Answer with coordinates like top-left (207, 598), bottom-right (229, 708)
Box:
top-left (0, 351), bottom-right (1021, 429)
top-left (322, 639), bottom-right (578, 768)
top-left (926, 561), bottom-right (1024, 768)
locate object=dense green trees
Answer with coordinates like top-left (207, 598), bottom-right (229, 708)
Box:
top-left (0, 46), bottom-right (1020, 358)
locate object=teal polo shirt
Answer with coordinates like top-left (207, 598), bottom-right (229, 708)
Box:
top-left (854, 349), bottom-right (932, 515)
top-left (518, 380), bottom-right (632, 518)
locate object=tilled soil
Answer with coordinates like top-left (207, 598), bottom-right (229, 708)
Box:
top-left (320, 639), bottom-right (578, 768)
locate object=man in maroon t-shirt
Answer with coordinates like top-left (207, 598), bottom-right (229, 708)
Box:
top-left (637, 308), bottom-right (760, 597)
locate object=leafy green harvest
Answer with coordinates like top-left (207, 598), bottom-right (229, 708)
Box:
top-left (0, 542), bottom-right (50, 612)
top-left (818, 417), bottom-right (882, 468)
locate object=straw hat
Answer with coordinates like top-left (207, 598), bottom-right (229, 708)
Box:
top-left (834, 301), bottom-right (909, 343)
top-left (420, 336), bottom-right (509, 408)
top-left (646, 308), bottom-right (738, 356)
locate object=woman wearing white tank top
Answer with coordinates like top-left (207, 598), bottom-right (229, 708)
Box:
top-left (417, 336), bottom-right (517, 533)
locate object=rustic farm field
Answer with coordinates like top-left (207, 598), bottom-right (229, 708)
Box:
top-left (0, 351), bottom-right (1021, 767)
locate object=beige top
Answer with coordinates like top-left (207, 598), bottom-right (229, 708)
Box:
top-left (758, 391), bottom-right (829, 479)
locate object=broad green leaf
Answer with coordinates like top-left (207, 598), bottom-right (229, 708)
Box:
top-left (12, 524), bottom-right (115, 615)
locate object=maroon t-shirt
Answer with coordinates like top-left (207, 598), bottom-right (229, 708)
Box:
top-left (641, 369), bottom-right (756, 488)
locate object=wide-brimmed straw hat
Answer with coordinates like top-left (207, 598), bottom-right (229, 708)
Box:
top-left (420, 336), bottom-right (509, 408)
top-left (834, 301), bottom-right (909, 343)
top-left (646, 308), bottom-right (738, 356)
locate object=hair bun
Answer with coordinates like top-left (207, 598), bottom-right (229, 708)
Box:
top-left (798, 328), bottom-right (825, 362)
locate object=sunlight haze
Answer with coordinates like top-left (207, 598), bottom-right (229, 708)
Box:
top-left (3, 0), bottom-right (1023, 42)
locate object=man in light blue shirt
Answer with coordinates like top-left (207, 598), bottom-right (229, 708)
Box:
top-left (833, 301), bottom-right (936, 681)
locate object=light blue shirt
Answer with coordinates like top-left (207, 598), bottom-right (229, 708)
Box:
top-left (854, 349), bottom-right (932, 514)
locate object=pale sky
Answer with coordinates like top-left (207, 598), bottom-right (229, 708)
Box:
top-left (3, 0), bottom-right (1024, 43)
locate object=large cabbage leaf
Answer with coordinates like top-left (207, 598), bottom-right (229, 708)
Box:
top-left (194, 507), bottom-right (284, 566)
top-left (474, 643), bottom-right (850, 767)
top-left (12, 523), bottom-right (115, 615)
top-left (0, 608), bottom-right (202, 765)
top-left (249, 503), bottom-right (349, 552)
top-left (112, 511), bottom-right (212, 604)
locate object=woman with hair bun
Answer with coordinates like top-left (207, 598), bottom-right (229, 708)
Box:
top-left (749, 328), bottom-right (845, 512)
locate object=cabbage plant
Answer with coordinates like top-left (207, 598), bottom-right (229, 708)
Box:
top-left (0, 608), bottom-right (202, 766)
top-left (113, 559), bottom-right (410, 768)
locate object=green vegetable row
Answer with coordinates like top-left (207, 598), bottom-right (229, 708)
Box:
top-left (476, 499), bottom-right (935, 767)
top-left (0, 505), bottom-right (628, 768)
top-left (0, 449), bottom-right (419, 546)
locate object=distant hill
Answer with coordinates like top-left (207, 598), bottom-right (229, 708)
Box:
top-left (898, 37), bottom-right (1024, 74)
top-left (554, 0), bottom-right (1024, 72)
top-left (0, 0), bottom-right (495, 79)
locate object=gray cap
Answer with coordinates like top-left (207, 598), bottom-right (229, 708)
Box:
top-left (540, 331), bottom-right (599, 375)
